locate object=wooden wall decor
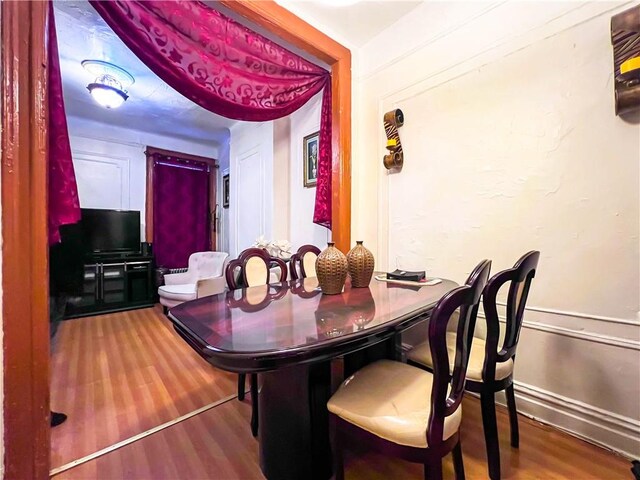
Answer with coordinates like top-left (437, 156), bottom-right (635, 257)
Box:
top-left (383, 109), bottom-right (404, 171)
top-left (611, 6), bottom-right (640, 115)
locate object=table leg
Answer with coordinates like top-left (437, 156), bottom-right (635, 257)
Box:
top-left (259, 361), bottom-right (332, 480)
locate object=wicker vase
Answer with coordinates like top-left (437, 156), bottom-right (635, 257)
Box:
top-left (346, 241), bottom-right (375, 288)
top-left (316, 242), bottom-right (348, 295)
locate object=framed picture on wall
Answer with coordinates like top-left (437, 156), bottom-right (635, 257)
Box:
top-left (303, 131), bottom-right (319, 188)
top-left (223, 174), bottom-right (230, 208)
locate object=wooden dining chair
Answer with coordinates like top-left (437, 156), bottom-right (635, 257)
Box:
top-left (328, 259), bottom-right (491, 480)
top-left (225, 247), bottom-right (288, 437)
top-left (408, 251), bottom-right (539, 480)
top-left (225, 247), bottom-right (288, 289)
top-left (289, 244), bottom-right (321, 280)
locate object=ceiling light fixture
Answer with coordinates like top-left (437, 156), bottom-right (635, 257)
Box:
top-left (82, 60), bottom-right (134, 109)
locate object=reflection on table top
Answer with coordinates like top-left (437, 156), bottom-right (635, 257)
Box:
top-left (169, 274), bottom-right (457, 355)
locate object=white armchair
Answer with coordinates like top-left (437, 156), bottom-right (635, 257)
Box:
top-left (158, 251), bottom-right (229, 311)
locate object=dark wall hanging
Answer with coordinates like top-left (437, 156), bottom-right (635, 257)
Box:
top-left (383, 109), bottom-right (404, 171)
top-left (611, 6), bottom-right (640, 115)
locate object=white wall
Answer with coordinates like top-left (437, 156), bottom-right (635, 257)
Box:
top-left (229, 121), bottom-right (275, 258)
top-left (288, 93), bottom-right (330, 249)
top-left (227, 106), bottom-right (329, 259)
top-left (354, 1), bottom-right (640, 458)
top-left (217, 135), bottom-right (231, 255)
top-left (67, 116), bottom-right (220, 241)
top-left (273, 117), bottom-right (291, 241)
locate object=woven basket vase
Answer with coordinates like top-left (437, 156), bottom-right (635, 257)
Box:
top-left (316, 242), bottom-right (348, 295)
top-left (347, 241), bottom-right (375, 288)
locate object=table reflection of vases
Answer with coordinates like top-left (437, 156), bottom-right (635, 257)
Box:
top-left (345, 287), bottom-right (376, 330)
top-left (315, 295), bottom-right (350, 339)
top-left (314, 287), bottom-right (376, 339)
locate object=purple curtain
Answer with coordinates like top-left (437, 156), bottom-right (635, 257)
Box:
top-left (90, 0), bottom-right (332, 228)
top-left (153, 155), bottom-right (210, 268)
top-left (48, 2), bottom-right (81, 244)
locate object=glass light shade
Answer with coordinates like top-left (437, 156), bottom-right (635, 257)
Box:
top-left (87, 83), bottom-right (128, 109)
top-left (86, 73), bottom-right (129, 109)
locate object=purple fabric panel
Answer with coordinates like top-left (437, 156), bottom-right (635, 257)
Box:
top-left (48, 2), bottom-right (81, 244)
top-left (153, 157), bottom-right (210, 269)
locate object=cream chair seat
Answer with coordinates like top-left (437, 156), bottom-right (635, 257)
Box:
top-left (407, 332), bottom-right (514, 382)
top-left (327, 359), bottom-right (462, 448)
top-left (157, 283), bottom-right (196, 303)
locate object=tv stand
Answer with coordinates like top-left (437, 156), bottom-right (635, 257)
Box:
top-left (64, 252), bottom-right (156, 319)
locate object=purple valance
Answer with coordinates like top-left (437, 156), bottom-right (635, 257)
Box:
top-left (89, 0), bottom-right (332, 228)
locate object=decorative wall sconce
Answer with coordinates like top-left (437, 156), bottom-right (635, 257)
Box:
top-left (383, 109), bottom-right (404, 171)
top-left (611, 6), bottom-right (640, 115)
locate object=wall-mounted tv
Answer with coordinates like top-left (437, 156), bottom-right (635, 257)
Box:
top-left (81, 208), bottom-right (141, 254)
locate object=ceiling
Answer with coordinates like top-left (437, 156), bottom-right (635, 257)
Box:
top-left (54, 1), bottom-right (422, 146)
top-left (277, 0), bottom-right (423, 47)
top-left (54, 2), bottom-right (235, 147)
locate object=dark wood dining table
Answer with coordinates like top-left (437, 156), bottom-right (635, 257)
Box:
top-left (168, 274), bottom-right (457, 480)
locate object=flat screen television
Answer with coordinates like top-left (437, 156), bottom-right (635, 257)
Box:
top-left (81, 208), bottom-right (141, 255)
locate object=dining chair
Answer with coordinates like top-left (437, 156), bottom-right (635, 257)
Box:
top-left (225, 247), bottom-right (288, 438)
top-left (407, 251), bottom-right (539, 480)
top-left (328, 259), bottom-right (491, 480)
top-left (226, 247), bottom-right (288, 289)
top-left (289, 244), bottom-right (321, 280)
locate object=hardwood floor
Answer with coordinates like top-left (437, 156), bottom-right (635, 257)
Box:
top-left (52, 306), bottom-right (630, 479)
top-left (56, 396), bottom-right (630, 479)
top-left (50, 306), bottom-right (237, 468)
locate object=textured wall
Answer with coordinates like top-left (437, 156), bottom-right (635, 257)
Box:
top-left (354, 1), bottom-right (640, 457)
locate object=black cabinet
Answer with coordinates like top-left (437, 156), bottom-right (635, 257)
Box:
top-left (65, 254), bottom-right (155, 319)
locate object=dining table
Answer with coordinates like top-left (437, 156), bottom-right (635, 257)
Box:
top-left (168, 274), bottom-right (457, 480)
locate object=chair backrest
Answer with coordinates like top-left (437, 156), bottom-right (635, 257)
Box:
top-left (225, 248), bottom-right (288, 289)
top-left (289, 244), bottom-right (321, 280)
top-left (187, 252), bottom-right (229, 280)
top-left (481, 251), bottom-right (540, 380)
top-left (426, 259), bottom-right (492, 447)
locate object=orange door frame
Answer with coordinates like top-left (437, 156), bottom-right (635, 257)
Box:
top-left (1, 1), bottom-right (351, 478)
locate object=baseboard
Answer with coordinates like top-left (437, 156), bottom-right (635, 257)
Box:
top-left (502, 381), bottom-right (639, 459)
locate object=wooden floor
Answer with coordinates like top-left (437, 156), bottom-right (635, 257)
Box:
top-left (50, 306), bottom-right (237, 468)
top-left (52, 306), bottom-right (631, 479)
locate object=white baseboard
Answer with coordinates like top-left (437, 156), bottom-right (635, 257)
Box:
top-left (502, 381), bottom-right (639, 460)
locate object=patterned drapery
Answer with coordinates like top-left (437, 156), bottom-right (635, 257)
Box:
top-left (153, 155), bottom-right (210, 268)
top-left (48, 2), bottom-right (81, 244)
top-left (90, 0), bottom-right (333, 228)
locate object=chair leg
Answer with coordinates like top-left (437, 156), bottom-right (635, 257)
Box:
top-left (250, 373), bottom-right (259, 437)
top-left (452, 440), bottom-right (465, 480)
top-left (330, 415), bottom-right (344, 480)
top-left (237, 374), bottom-right (245, 401)
top-left (424, 460), bottom-right (443, 480)
top-left (480, 391), bottom-right (501, 480)
top-left (505, 384), bottom-right (519, 448)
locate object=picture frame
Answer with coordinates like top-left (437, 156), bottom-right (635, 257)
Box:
top-left (222, 174), bottom-right (230, 208)
top-left (303, 131), bottom-right (319, 188)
